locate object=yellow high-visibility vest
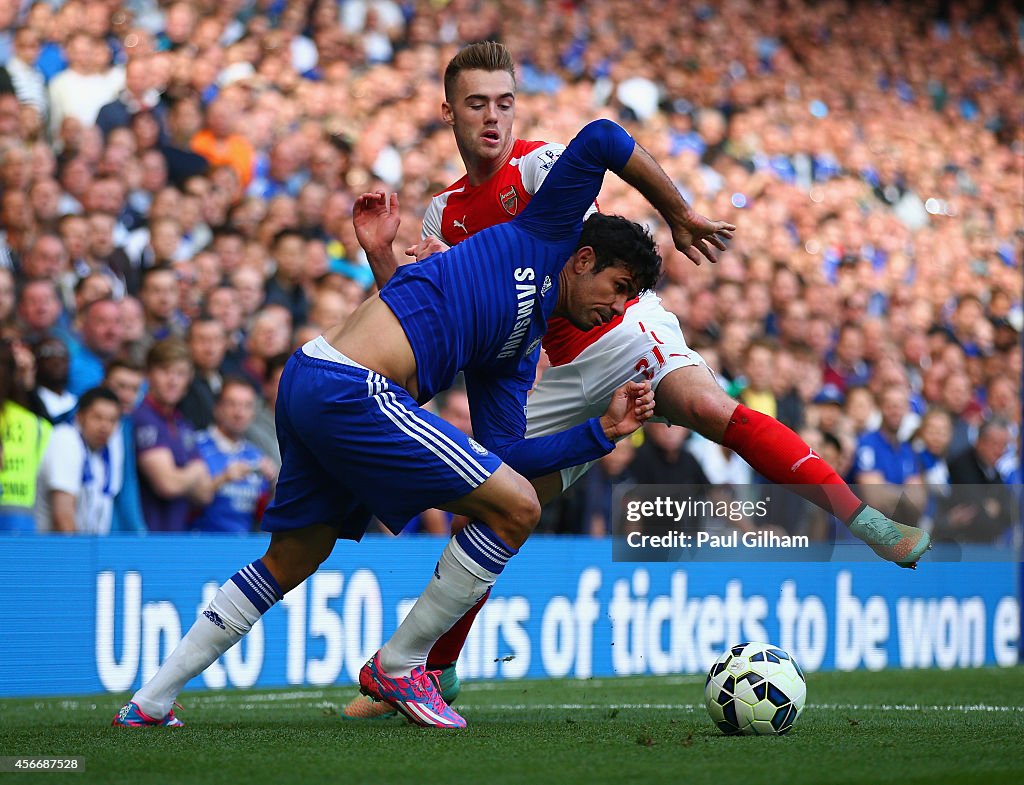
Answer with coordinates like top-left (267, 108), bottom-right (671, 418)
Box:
top-left (0, 401), bottom-right (52, 510)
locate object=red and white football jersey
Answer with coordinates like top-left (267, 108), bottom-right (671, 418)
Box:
top-left (422, 139), bottom-right (635, 367)
top-left (422, 139), bottom-right (556, 245)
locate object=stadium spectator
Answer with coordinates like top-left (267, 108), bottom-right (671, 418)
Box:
top-left (229, 267), bottom-right (265, 325)
top-left (0, 190), bottom-right (35, 271)
top-left (913, 408), bottom-right (954, 486)
top-left (936, 418), bottom-right (1014, 545)
top-left (244, 351), bottom-right (288, 470)
top-left (940, 370), bottom-right (983, 458)
top-left (179, 317), bottom-right (229, 430)
top-left (631, 423), bottom-right (709, 487)
top-left (103, 357), bottom-right (147, 533)
top-left (686, 432), bottom-right (754, 485)
top-left (306, 288), bottom-right (352, 331)
top-left (47, 32), bottom-right (123, 136)
top-left (84, 211), bottom-right (133, 296)
top-left (96, 56), bottom-right (163, 139)
top-left (263, 229), bottom-right (310, 326)
top-left (248, 136), bottom-right (308, 200)
top-left (15, 278), bottom-right (63, 342)
top-left (808, 385), bottom-right (846, 442)
top-left (577, 438), bottom-right (637, 538)
top-left (67, 297), bottom-right (123, 396)
top-left (71, 272), bottom-right (114, 321)
top-left (133, 338), bottom-right (213, 532)
top-left (737, 339), bottom-right (780, 420)
top-left (34, 386), bottom-right (121, 534)
top-left (5, 27), bottom-right (47, 120)
top-left (236, 305), bottom-right (291, 391)
top-left (138, 265), bottom-right (185, 343)
top-left (30, 335), bottom-right (76, 424)
top-left (205, 285), bottom-right (245, 357)
top-left (192, 378), bottom-right (275, 534)
top-left (853, 385), bottom-right (921, 485)
top-left (190, 94), bottom-right (254, 188)
top-left (844, 386), bottom-right (878, 440)
top-left (823, 324), bottom-right (871, 393)
top-left (0, 338), bottom-right (51, 532)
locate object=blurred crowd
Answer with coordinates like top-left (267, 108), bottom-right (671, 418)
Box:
top-left (0, 0), bottom-right (1019, 542)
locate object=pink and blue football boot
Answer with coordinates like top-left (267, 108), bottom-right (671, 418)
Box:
top-left (111, 701), bottom-right (184, 728)
top-left (358, 652), bottom-right (466, 729)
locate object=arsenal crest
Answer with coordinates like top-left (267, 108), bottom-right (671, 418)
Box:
top-left (500, 185), bottom-right (519, 215)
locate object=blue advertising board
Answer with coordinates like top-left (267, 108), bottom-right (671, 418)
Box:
top-left (0, 535), bottom-right (1018, 697)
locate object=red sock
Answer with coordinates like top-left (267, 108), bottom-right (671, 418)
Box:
top-left (426, 588), bottom-right (491, 668)
top-left (721, 404), bottom-right (864, 523)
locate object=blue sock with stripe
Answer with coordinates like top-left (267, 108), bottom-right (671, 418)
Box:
top-left (453, 522), bottom-right (518, 576)
top-left (228, 560), bottom-right (284, 615)
top-left (133, 560), bottom-right (283, 718)
top-left (380, 523), bottom-right (516, 677)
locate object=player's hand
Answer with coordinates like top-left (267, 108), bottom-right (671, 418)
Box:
top-left (405, 235), bottom-right (450, 261)
top-left (353, 191), bottom-right (401, 253)
top-left (671, 214), bottom-right (735, 266)
top-left (599, 380), bottom-right (655, 440)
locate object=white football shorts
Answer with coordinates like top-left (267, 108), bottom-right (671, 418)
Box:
top-left (525, 291), bottom-right (707, 490)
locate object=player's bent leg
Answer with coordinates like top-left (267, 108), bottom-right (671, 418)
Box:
top-left (344, 591), bottom-right (483, 721)
top-left (442, 463), bottom-right (542, 549)
top-left (365, 465), bottom-right (539, 727)
top-left (655, 368), bottom-right (930, 568)
top-left (114, 526), bottom-right (336, 727)
top-left (260, 524), bottom-right (339, 593)
top-left (650, 362), bottom-right (735, 439)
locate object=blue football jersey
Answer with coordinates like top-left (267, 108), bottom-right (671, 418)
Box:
top-left (379, 120), bottom-right (636, 478)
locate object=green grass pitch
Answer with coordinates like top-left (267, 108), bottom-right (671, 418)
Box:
top-left (1, 668), bottom-right (1022, 785)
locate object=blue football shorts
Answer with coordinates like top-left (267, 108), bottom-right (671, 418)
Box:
top-left (262, 342), bottom-right (502, 540)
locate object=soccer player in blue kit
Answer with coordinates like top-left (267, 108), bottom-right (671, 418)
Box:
top-left (113, 117), bottom-right (734, 729)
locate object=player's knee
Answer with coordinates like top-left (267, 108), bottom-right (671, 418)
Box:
top-left (672, 386), bottom-right (735, 441)
top-left (485, 482), bottom-right (541, 547)
top-left (263, 528), bottom-right (334, 592)
top-left (509, 491), bottom-right (542, 532)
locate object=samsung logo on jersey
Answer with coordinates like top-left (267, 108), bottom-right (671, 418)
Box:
top-left (497, 267), bottom-right (536, 359)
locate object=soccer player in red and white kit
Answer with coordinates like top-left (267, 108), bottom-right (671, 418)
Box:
top-left (343, 42), bottom-right (929, 719)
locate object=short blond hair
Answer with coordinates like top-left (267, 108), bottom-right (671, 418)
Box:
top-left (443, 41), bottom-right (516, 101)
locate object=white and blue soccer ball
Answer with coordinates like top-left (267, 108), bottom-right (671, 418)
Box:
top-left (704, 642), bottom-right (807, 736)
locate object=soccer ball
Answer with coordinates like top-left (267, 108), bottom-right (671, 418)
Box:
top-left (704, 642), bottom-right (807, 736)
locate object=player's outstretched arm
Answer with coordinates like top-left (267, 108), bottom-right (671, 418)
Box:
top-left (518, 120), bottom-right (733, 264)
top-left (618, 143), bottom-right (735, 266)
top-left (353, 191), bottom-right (407, 289)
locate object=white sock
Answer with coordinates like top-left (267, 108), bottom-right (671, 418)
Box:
top-left (380, 523), bottom-right (516, 676)
top-left (132, 561), bottom-right (282, 718)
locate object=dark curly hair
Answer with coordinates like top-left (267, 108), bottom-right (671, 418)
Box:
top-left (577, 213), bottom-right (661, 294)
